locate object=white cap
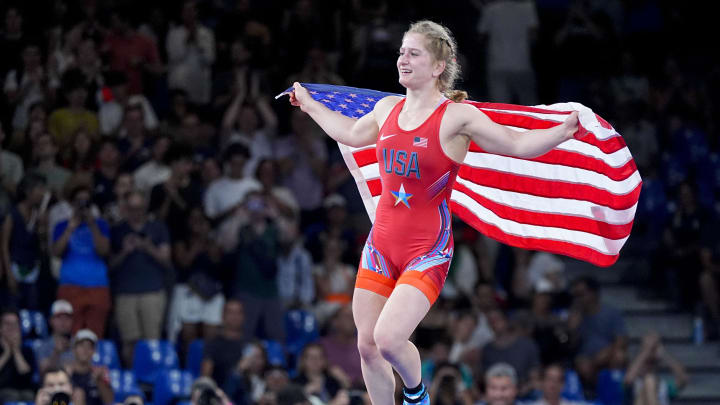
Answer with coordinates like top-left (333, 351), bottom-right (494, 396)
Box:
top-left (323, 194), bottom-right (346, 209)
top-left (73, 329), bottom-right (98, 345)
top-left (51, 300), bottom-right (74, 316)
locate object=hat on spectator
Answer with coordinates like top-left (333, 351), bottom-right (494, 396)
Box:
top-left (73, 329), bottom-right (98, 345)
top-left (323, 194), bottom-right (346, 209)
top-left (51, 300), bottom-right (73, 316)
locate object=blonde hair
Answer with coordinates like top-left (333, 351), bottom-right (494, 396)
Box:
top-left (405, 20), bottom-right (467, 102)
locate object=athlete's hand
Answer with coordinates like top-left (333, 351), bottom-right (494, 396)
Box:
top-left (562, 111), bottom-right (581, 140)
top-left (289, 82), bottom-right (314, 113)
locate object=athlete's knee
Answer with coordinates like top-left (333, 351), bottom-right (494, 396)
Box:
top-left (357, 334), bottom-right (381, 361)
top-left (373, 326), bottom-right (405, 362)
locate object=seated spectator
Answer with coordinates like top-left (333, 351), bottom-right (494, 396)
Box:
top-left (468, 281), bottom-right (499, 352)
top-left (191, 377), bottom-right (232, 405)
top-left (36, 299), bottom-right (75, 373)
top-left (255, 158), bottom-right (299, 221)
top-left (480, 309), bottom-right (541, 397)
top-left (569, 276), bottom-right (627, 396)
top-left (294, 343), bottom-right (347, 403)
top-left (0, 121), bottom-right (24, 197)
top-left (1, 173), bottom-right (48, 309)
top-left (313, 238), bottom-right (355, 324)
top-left (202, 299), bottom-right (251, 388)
top-left (52, 184), bottom-right (111, 336)
top-left (48, 69), bottom-right (99, 152)
top-left (30, 133), bottom-right (71, 197)
top-left (223, 341), bottom-right (272, 404)
top-left (67, 329), bottom-right (113, 405)
top-left (320, 304), bottom-right (362, 388)
top-left (110, 191), bottom-right (171, 366)
top-left (0, 308), bottom-right (36, 401)
top-left (98, 71), bottom-right (158, 136)
top-left (530, 286), bottom-right (573, 366)
top-left (623, 333), bottom-right (688, 405)
top-left (305, 194), bottom-right (356, 265)
top-left (203, 143), bottom-right (261, 252)
top-left (34, 366), bottom-right (86, 405)
top-left (257, 365), bottom-right (291, 405)
top-left (527, 363), bottom-right (585, 405)
top-left (449, 311), bottom-right (480, 367)
top-left (427, 362), bottom-right (473, 405)
top-left (482, 363), bottom-right (519, 405)
top-left (168, 207), bottom-right (224, 351)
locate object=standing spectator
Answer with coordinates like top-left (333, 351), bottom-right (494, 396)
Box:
top-left (93, 140), bottom-right (122, 211)
top-left (67, 329), bottom-right (114, 405)
top-left (569, 276), bottom-right (628, 396)
top-left (36, 299), bottom-right (75, 373)
top-left (102, 172), bottom-right (134, 226)
top-left (1, 173), bottom-right (47, 309)
top-left (277, 217), bottom-right (314, 309)
top-left (101, 8), bottom-right (162, 96)
top-left (530, 286), bottom-right (573, 366)
top-left (132, 134), bottom-right (171, 194)
top-left (30, 133), bottom-right (71, 197)
top-left (48, 69), bottom-right (99, 152)
top-left (201, 299), bottom-right (250, 388)
top-left (320, 304), bottom-right (363, 388)
top-left (203, 143), bottom-right (260, 252)
top-left (480, 309), bottom-right (541, 397)
top-left (527, 363), bottom-right (584, 405)
top-left (0, 308), bottom-right (36, 401)
top-left (98, 71), bottom-right (158, 136)
top-left (477, 0), bottom-right (538, 104)
top-left (0, 121), bottom-right (24, 197)
top-left (232, 193), bottom-right (285, 341)
top-left (52, 183), bottom-right (111, 336)
top-left (482, 363), bottom-right (519, 405)
top-left (117, 105), bottom-right (153, 173)
top-left (212, 38), bottom-right (267, 109)
top-left (255, 158), bottom-right (299, 222)
top-left (0, 7), bottom-right (26, 78)
top-left (623, 333), bottom-right (688, 405)
top-left (304, 194), bottom-right (356, 265)
top-left (166, 0), bottom-right (216, 105)
top-left (313, 237), bottom-right (355, 323)
top-left (110, 191), bottom-right (171, 366)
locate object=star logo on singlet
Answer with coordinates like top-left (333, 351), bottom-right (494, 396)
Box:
top-left (391, 183), bottom-right (413, 208)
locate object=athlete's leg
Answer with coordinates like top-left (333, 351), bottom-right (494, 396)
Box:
top-left (352, 288), bottom-right (394, 405)
top-left (373, 283), bottom-right (431, 388)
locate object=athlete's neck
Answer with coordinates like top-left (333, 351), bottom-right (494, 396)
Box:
top-left (403, 86), bottom-right (444, 113)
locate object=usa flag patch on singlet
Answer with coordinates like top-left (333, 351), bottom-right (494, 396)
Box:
top-left (413, 137), bottom-right (428, 148)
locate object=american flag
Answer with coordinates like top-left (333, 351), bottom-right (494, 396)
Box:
top-left (413, 136), bottom-right (428, 148)
top-left (277, 84), bottom-right (641, 267)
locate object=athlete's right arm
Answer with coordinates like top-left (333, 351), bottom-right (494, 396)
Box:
top-left (289, 82), bottom-right (395, 148)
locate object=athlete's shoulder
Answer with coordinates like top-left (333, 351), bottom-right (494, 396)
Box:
top-left (373, 95), bottom-right (403, 126)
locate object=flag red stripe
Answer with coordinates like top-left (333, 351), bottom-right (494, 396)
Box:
top-left (452, 182), bottom-right (634, 239)
top-left (465, 101), bottom-right (574, 115)
top-left (457, 166), bottom-right (642, 210)
top-left (450, 202), bottom-right (619, 267)
top-left (353, 148), bottom-right (377, 167)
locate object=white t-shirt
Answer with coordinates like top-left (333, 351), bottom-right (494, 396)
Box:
top-left (478, 0), bottom-right (538, 71)
top-left (203, 176), bottom-right (261, 251)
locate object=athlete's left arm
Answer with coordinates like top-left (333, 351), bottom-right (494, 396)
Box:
top-left (449, 103), bottom-right (579, 159)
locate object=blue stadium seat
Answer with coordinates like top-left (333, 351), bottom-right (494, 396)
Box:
top-left (93, 339), bottom-right (121, 370)
top-left (596, 369), bottom-right (625, 405)
top-left (562, 369), bottom-right (585, 401)
top-left (109, 369), bottom-right (143, 402)
top-left (186, 339), bottom-right (204, 378)
top-left (132, 340), bottom-right (179, 384)
top-left (154, 369), bottom-right (194, 405)
top-left (262, 339), bottom-right (287, 367)
top-left (19, 309), bottom-right (48, 338)
top-left (3, 402), bottom-right (34, 405)
top-left (284, 309), bottom-right (319, 357)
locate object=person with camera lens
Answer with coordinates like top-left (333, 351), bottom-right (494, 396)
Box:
top-left (52, 184), bottom-right (111, 338)
top-left (191, 376), bottom-right (232, 405)
top-left (34, 366), bottom-right (86, 405)
top-left (428, 362), bottom-right (473, 405)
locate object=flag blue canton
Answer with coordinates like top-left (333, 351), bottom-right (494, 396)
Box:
top-left (278, 84), bottom-right (402, 119)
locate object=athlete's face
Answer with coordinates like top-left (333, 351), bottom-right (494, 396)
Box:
top-left (397, 33), bottom-right (444, 90)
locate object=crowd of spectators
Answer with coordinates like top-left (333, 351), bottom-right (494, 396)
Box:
top-left (0, 0), bottom-right (716, 404)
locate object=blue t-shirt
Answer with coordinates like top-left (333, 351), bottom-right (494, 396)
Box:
top-left (53, 219), bottom-right (110, 287)
top-left (578, 305), bottom-right (627, 356)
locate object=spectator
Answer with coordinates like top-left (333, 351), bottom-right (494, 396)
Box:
top-left (1, 173), bottom-right (48, 309)
top-left (480, 309), bottom-right (541, 397)
top-left (427, 362), bottom-right (473, 405)
top-left (212, 38), bottom-right (267, 109)
top-left (30, 133), bottom-right (71, 197)
top-left (255, 158), bottom-right (299, 222)
top-left (4, 41), bottom-right (59, 133)
top-left (93, 140), bottom-right (122, 211)
top-left (276, 383), bottom-right (312, 405)
top-left (467, 281), bottom-right (498, 361)
top-left (232, 192), bottom-right (285, 341)
top-left (287, 47), bottom-right (345, 87)
top-left (569, 276), bottom-right (628, 396)
top-left (0, 308), bottom-right (36, 401)
top-left (527, 363), bottom-right (584, 405)
top-left (101, 7), bottom-right (162, 95)
top-left (203, 143), bottom-right (261, 252)
top-left (320, 304), bottom-right (363, 388)
top-left (12, 101), bottom-right (47, 163)
top-left (33, 366), bottom-right (86, 405)
top-left (530, 286), bottom-right (573, 366)
top-left (166, 0), bottom-right (216, 105)
top-left (623, 333), bottom-right (688, 405)
top-left (201, 299), bottom-right (250, 389)
top-left (98, 71), bottom-right (158, 137)
top-left (294, 343), bottom-right (347, 403)
top-left (190, 377), bottom-right (232, 405)
top-left (313, 237), bottom-right (355, 323)
top-left (66, 329), bottom-right (114, 405)
top-left (482, 362), bottom-right (519, 405)
top-left (64, 128), bottom-right (96, 172)
top-left (223, 340), bottom-right (273, 403)
top-left (52, 183), bottom-right (111, 336)
top-left (0, 6), bottom-right (26, 78)
top-left (149, 143), bottom-right (201, 240)
top-left (132, 134), bottom-right (170, 194)
top-left (448, 311), bottom-right (480, 367)
top-left (0, 121), bottom-right (24, 196)
top-left (36, 299), bottom-right (75, 373)
top-left (109, 191), bottom-right (171, 366)
top-left (103, 172), bottom-right (134, 226)
top-left (305, 194), bottom-right (356, 265)
top-left (477, 0), bottom-right (538, 104)
top-left (275, 110), bottom-right (327, 228)
top-left (48, 69), bottom-right (99, 152)
top-left (117, 104), bottom-right (153, 173)
top-left (256, 365), bottom-right (291, 405)
top-left (169, 207), bottom-right (224, 350)
top-left (277, 217), bottom-right (314, 309)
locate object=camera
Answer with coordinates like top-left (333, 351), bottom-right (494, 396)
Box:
top-left (197, 387), bottom-right (222, 405)
top-left (50, 392), bottom-right (71, 405)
